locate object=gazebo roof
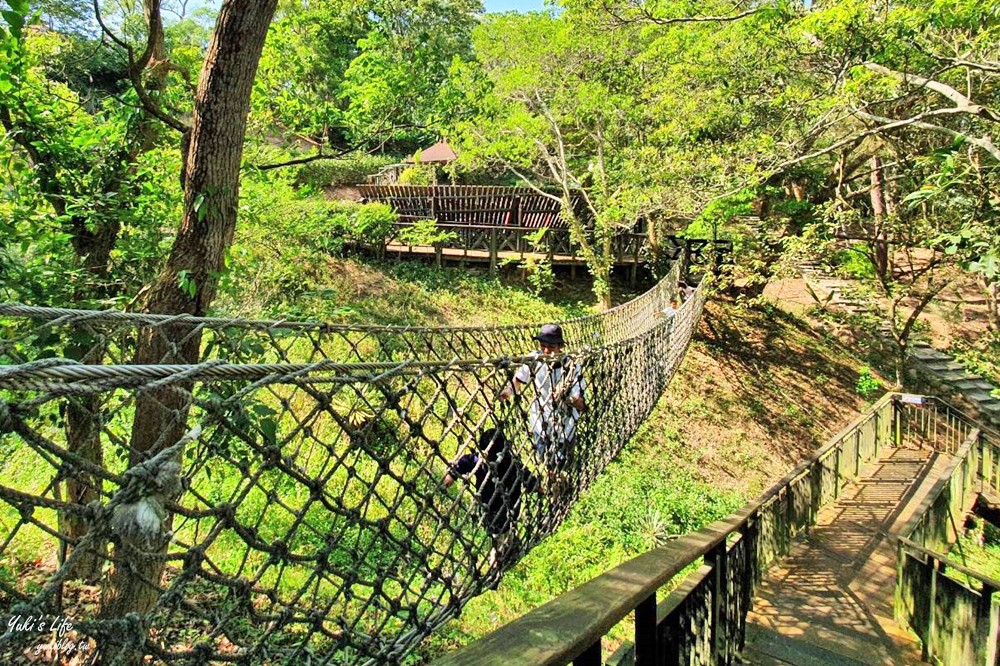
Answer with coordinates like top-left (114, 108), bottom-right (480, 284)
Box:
top-left (404, 140), bottom-right (458, 164)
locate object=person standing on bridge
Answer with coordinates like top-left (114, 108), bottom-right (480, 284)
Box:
top-left (678, 280), bottom-right (696, 302)
top-left (444, 428), bottom-right (537, 567)
top-left (498, 323), bottom-right (587, 484)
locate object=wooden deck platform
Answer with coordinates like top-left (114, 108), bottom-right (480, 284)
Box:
top-left (744, 445), bottom-right (954, 665)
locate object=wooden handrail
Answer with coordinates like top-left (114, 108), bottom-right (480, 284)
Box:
top-left (898, 537), bottom-right (1000, 592)
top-left (895, 428), bottom-right (980, 541)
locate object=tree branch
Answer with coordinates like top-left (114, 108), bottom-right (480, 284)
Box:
top-left (864, 62), bottom-right (1000, 124)
top-left (599, 0), bottom-right (760, 27)
top-left (853, 109), bottom-right (1000, 162)
top-left (92, 0), bottom-right (189, 134)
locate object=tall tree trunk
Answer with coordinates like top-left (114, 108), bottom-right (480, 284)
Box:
top-left (98, 1), bottom-right (278, 662)
top-left (983, 275), bottom-right (999, 332)
top-left (869, 155), bottom-right (891, 283)
top-left (59, 230), bottom-right (118, 582)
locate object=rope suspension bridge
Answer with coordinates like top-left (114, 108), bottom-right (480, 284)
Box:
top-left (0, 265), bottom-right (702, 664)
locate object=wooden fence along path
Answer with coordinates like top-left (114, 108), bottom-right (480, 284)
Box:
top-left (357, 185), bottom-right (734, 275)
top-left (435, 395), bottom-right (1000, 666)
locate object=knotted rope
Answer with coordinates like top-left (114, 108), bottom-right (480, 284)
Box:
top-left (0, 265), bottom-right (703, 665)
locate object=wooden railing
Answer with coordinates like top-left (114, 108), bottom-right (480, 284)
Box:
top-left (894, 397), bottom-right (1000, 665)
top-left (383, 221), bottom-right (733, 272)
top-left (433, 394), bottom-right (901, 666)
top-left (358, 184), bottom-right (581, 229)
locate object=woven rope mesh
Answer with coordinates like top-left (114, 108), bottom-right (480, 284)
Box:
top-left (0, 264), bottom-right (703, 665)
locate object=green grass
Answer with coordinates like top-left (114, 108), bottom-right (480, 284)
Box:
top-left (950, 518), bottom-right (1000, 586)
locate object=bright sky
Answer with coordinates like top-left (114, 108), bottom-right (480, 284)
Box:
top-left (183, 1), bottom-right (550, 17)
top-left (484, 0), bottom-right (548, 11)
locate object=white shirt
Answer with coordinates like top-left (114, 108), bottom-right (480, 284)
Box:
top-left (514, 351), bottom-right (586, 444)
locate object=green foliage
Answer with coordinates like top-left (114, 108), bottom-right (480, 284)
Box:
top-left (951, 335), bottom-right (1000, 397)
top-left (252, 0), bottom-right (483, 148)
top-left (953, 517), bottom-right (1000, 584)
top-left (396, 218), bottom-right (456, 246)
top-left (216, 174), bottom-right (398, 318)
top-left (522, 256), bottom-right (555, 295)
top-left (0, 23), bottom-right (179, 307)
top-left (296, 154), bottom-right (399, 188)
top-left (397, 165), bottom-right (435, 185)
top-left (855, 366), bottom-right (881, 399)
top-left (330, 201), bottom-right (398, 247)
top-left (833, 249), bottom-right (875, 280)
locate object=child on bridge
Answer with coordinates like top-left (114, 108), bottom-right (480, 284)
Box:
top-left (444, 428), bottom-right (537, 566)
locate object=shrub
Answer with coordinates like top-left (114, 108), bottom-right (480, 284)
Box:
top-left (215, 172), bottom-right (395, 317)
top-left (396, 218), bottom-right (456, 246)
top-left (329, 201), bottom-right (398, 247)
top-left (834, 248), bottom-right (876, 279)
top-left (296, 154), bottom-right (400, 189)
top-left (397, 166), bottom-right (435, 186)
top-left (855, 366), bottom-right (881, 398)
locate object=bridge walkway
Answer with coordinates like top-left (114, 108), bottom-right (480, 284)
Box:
top-left (743, 444), bottom-right (953, 665)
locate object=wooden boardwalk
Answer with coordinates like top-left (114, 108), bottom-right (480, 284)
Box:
top-left (744, 445), bottom-right (954, 665)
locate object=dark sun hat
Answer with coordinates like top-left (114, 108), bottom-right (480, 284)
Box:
top-left (533, 323), bottom-right (564, 345)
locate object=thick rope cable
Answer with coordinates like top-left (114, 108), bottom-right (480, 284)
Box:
top-left (0, 265), bottom-right (703, 665)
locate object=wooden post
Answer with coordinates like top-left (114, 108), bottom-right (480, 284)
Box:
top-left (976, 583), bottom-right (998, 665)
top-left (926, 557), bottom-right (943, 662)
top-left (635, 593), bottom-right (657, 666)
top-left (874, 410), bottom-right (880, 460)
top-left (489, 227), bottom-right (498, 275)
top-left (435, 244), bottom-right (443, 269)
top-left (630, 255), bottom-right (639, 287)
top-left (854, 431), bottom-right (861, 478)
top-left (512, 195), bottom-right (521, 227)
top-left (574, 640), bottom-right (602, 666)
top-left (706, 541), bottom-right (729, 665)
top-left (984, 584), bottom-right (1000, 666)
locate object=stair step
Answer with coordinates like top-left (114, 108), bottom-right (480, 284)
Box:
top-left (922, 361), bottom-right (968, 373)
top-left (965, 391), bottom-right (998, 404)
top-left (740, 645), bottom-right (795, 665)
top-left (953, 380), bottom-right (995, 391)
top-left (934, 370), bottom-right (980, 382)
top-left (911, 346), bottom-right (951, 361)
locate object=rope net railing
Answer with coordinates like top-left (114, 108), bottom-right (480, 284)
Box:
top-left (0, 266), bottom-right (703, 665)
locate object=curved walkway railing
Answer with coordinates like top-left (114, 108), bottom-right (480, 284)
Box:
top-left (895, 398), bottom-right (1000, 665)
top-left (0, 265), bottom-right (700, 665)
top-left (435, 394), bottom-right (1000, 666)
top-left (382, 221), bottom-right (733, 269)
